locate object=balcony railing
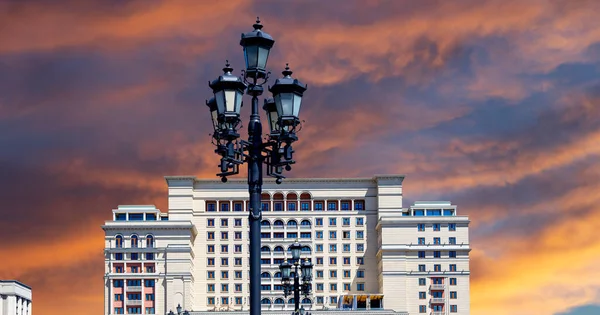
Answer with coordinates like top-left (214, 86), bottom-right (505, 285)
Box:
top-left (430, 298), bottom-right (445, 304)
top-left (430, 284), bottom-right (445, 290)
top-left (125, 300), bottom-right (142, 306)
top-left (126, 286), bottom-right (142, 291)
top-left (431, 312), bottom-right (445, 315)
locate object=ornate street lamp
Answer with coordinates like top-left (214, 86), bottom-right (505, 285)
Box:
top-left (203, 17), bottom-right (308, 315)
top-left (279, 242), bottom-right (313, 314)
top-left (176, 304), bottom-right (182, 315)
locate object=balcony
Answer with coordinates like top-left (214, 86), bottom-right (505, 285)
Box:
top-left (430, 298), bottom-right (445, 304)
top-left (430, 284), bottom-right (445, 290)
top-left (126, 286), bottom-right (142, 291)
top-left (431, 312), bottom-right (445, 315)
top-left (125, 300), bottom-right (143, 306)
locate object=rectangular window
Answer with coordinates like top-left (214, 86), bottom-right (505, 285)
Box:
top-left (449, 223), bottom-right (457, 231)
top-left (341, 202), bottom-right (350, 210)
top-left (357, 257), bottom-right (364, 265)
top-left (329, 270), bottom-right (337, 278)
top-left (418, 278), bottom-right (426, 286)
top-left (221, 245), bottom-right (228, 253)
top-left (316, 270), bottom-right (324, 278)
top-left (427, 209), bottom-right (442, 216)
top-left (261, 232), bottom-right (270, 239)
top-left (207, 219), bottom-right (215, 227)
top-left (234, 203), bottom-right (243, 212)
top-left (418, 223), bottom-right (425, 231)
top-left (221, 297), bottom-right (229, 305)
top-left (317, 297), bottom-right (324, 304)
top-left (357, 270), bottom-right (365, 278)
top-left (261, 202), bottom-right (269, 211)
top-left (261, 284), bottom-right (272, 291)
top-left (145, 213), bottom-right (156, 221)
top-left (315, 202), bottom-right (324, 211)
top-left (356, 244), bottom-right (364, 252)
top-left (234, 218), bottom-right (242, 226)
top-left (343, 244), bottom-right (351, 252)
top-left (221, 232), bottom-right (228, 240)
top-left (434, 237), bottom-right (441, 245)
top-left (287, 232), bottom-right (298, 239)
top-left (329, 231), bottom-right (337, 239)
top-left (273, 232), bottom-right (284, 238)
top-left (418, 237), bottom-right (425, 245)
top-left (450, 278), bottom-right (457, 285)
top-left (343, 270), bottom-right (351, 278)
top-left (288, 202), bottom-right (296, 211)
top-left (235, 271), bottom-right (243, 279)
top-left (221, 284), bottom-right (229, 292)
top-left (316, 283), bottom-right (324, 291)
top-left (274, 202), bottom-right (283, 211)
top-left (315, 218), bottom-right (323, 226)
top-left (327, 202), bottom-right (337, 211)
top-left (220, 203), bottom-right (229, 212)
top-left (354, 200), bottom-right (365, 210)
top-left (115, 213), bottom-right (126, 221)
top-left (330, 283), bottom-right (337, 291)
top-left (207, 271), bottom-right (215, 279)
top-left (434, 251), bottom-right (441, 258)
top-left (418, 264), bottom-right (426, 272)
top-left (207, 258), bottom-right (215, 266)
top-left (434, 264), bottom-right (441, 272)
top-left (356, 217), bottom-right (364, 226)
top-left (261, 259), bottom-right (271, 265)
top-left (235, 244), bottom-right (242, 253)
top-left (418, 251), bottom-right (425, 258)
top-left (114, 294), bottom-right (123, 301)
top-left (207, 284), bottom-right (215, 292)
top-left (301, 202), bottom-right (310, 211)
top-left (316, 244), bottom-right (323, 252)
top-left (206, 202), bottom-right (216, 212)
top-left (419, 305), bottom-right (426, 313)
top-left (343, 257), bottom-right (351, 265)
top-left (449, 251), bottom-right (457, 258)
top-left (433, 223), bottom-right (441, 231)
top-left (343, 283), bottom-right (351, 291)
top-left (449, 237), bottom-right (457, 245)
top-left (331, 296), bottom-right (338, 304)
top-left (419, 292), bottom-right (426, 299)
top-left (450, 264), bottom-right (457, 271)
top-left (130, 253), bottom-right (139, 260)
top-left (129, 213), bottom-right (144, 221)
top-left (235, 258), bottom-right (242, 266)
top-left (115, 253), bottom-right (123, 260)
top-left (329, 244), bottom-right (337, 252)
top-left (343, 231), bottom-right (351, 239)
top-left (207, 232), bottom-right (215, 240)
top-left (207, 297), bottom-right (215, 305)
top-left (451, 305), bottom-right (458, 312)
top-left (221, 271), bottom-right (229, 279)
top-left (316, 231), bottom-right (323, 239)
top-left (235, 284), bottom-right (242, 292)
top-left (450, 291), bottom-right (457, 299)
top-left (300, 232), bottom-right (311, 238)
top-left (329, 218), bottom-right (337, 226)
top-left (221, 219), bottom-right (228, 227)
top-left (146, 265), bottom-right (154, 273)
top-left (342, 217), bottom-right (350, 226)
top-left (235, 297), bottom-right (243, 305)
top-left (316, 257), bottom-right (324, 265)
top-left (414, 210), bottom-right (425, 216)
top-left (329, 257), bottom-right (337, 265)
top-left (356, 231), bottom-right (364, 239)
top-left (235, 231), bottom-right (242, 240)
top-left (444, 209), bottom-right (454, 216)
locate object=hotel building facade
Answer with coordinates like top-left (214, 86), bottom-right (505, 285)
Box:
top-left (0, 280), bottom-right (32, 315)
top-left (102, 175), bottom-right (470, 315)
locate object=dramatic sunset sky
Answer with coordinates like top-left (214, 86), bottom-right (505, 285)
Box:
top-left (1, 1), bottom-right (599, 314)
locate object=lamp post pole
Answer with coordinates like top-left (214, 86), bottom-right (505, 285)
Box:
top-left (280, 241), bottom-right (313, 315)
top-left (204, 18), bottom-right (308, 315)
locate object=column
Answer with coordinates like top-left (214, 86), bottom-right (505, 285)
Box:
top-left (16, 297), bottom-right (20, 315)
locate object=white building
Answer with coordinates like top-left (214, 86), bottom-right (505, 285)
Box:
top-left (0, 280), bottom-right (32, 315)
top-left (102, 175), bottom-right (470, 315)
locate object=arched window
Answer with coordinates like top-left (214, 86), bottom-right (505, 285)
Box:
top-left (261, 272), bottom-right (271, 279)
top-left (274, 272), bottom-right (282, 278)
top-left (302, 246), bottom-right (311, 253)
top-left (301, 298), bottom-right (312, 304)
top-left (274, 246), bottom-right (284, 252)
top-left (261, 298), bottom-right (271, 305)
top-left (300, 219), bottom-right (311, 226)
top-left (130, 235), bottom-right (138, 248)
top-left (261, 220), bottom-right (271, 227)
top-left (288, 298), bottom-right (295, 304)
top-left (287, 219), bottom-right (297, 227)
top-left (146, 235), bottom-right (154, 248)
top-left (274, 220), bottom-right (284, 226)
top-left (115, 235), bottom-right (123, 248)
top-left (261, 246), bottom-right (271, 253)
top-left (274, 298), bottom-right (285, 305)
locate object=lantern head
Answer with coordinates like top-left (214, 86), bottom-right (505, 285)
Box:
top-left (269, 64), bottom-right (307, 131)
top-left (240, 17), bottom-right (275, 80)
top-left (208, 61), bottom-right (247, 137)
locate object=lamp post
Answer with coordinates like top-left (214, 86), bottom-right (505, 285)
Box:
top-left (279, 241), bottom-right (313, 314)
top-left (204, 18), bottom-right (308, 315)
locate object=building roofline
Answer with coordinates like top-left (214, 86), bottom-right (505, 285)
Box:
top-left (0, 280), bottom-right (31, 290)
top-left (165, 175), bottom-right (406, 185)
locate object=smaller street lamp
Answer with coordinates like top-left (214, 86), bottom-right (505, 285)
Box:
top-left (279, 241), bottom-right (313, 314)
top-left (176, 304), bottom-right (182, 315)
